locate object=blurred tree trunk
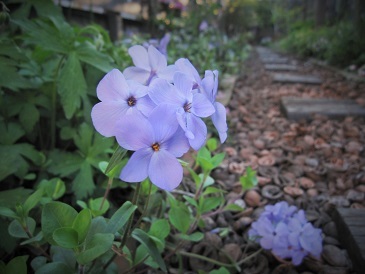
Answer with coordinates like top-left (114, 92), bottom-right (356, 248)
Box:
top-left (315, 0), bottom-right (326, 26)
top-left (355, 0), bottom-right (365, 36)
top-left (147, 0), bottom-right (158, 35)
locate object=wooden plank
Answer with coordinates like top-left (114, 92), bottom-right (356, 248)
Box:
top-left (272, 73), bottom-right (322, 84)
top-left (332, 208), bottom-right (365, 274)
top-left (261, 57), bottom-right (289, 64)
top-left (264, 64), bottom-right (298, 71)
top-left (281, 97), bottom-right (365, 120)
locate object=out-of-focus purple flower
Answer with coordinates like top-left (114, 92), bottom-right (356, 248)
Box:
top-left (199, 20), bottom-right (209, 32)
top-left (148, 72), bottom-right (215, 150)
top-left (248, 201), bottom-right (323, 266)
top-left (115, 104), bottom-right (189, 191)
top-left (201, 70), bottom-right (228, 143)
top-left (91, 69), bottom-right (154, 137)
top-left (175, 58), bottom-right (202, 90)
top-left (158, 33), bottom-right (171, 59)
top-left (124, 45), bottom-right (177, 85)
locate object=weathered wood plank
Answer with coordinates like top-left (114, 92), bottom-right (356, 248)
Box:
top-left (332, 208), bottom-right (365, 274)
top-left (273, 73), bottom-right (322, 84)
top-left (261, 57), bottom-right (289, 64)
top-left (280, 97), bottom-right (365, 120)
top-left (264, 64), bottom-right (298, 71)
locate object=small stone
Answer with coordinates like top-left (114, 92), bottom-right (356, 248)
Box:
top-left (305, 210), bottom-right (320, 222)
top-left (321, 266), bottom-right (349, 274)
top-left (219, 243), bottom-right (242, 263)
top-left (284, 186), bottom-right (304, 197)
top-left (244, 190), bottom-right (261, 207)
top-left (233, 217), bottom-right (253, 232)
top-left (305, 157), bottom-right (318, 167)
top-left (299, 177), bottom-right (315, 189)
top-left (262, 185), bottom-right (283, 200)
top-left (329, 196), bottom-right (350, 207)
top-left (322, 245), bottom-right (348, 267)
top-left (324, 236), bottom-right (341, 246)
top-left (307, 188), bottom-right (318, 197)
top-left (346, 189), bottom-right (365, 202)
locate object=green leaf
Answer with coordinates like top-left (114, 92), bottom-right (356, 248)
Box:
top-left (72, 161), bottom-right (95, 200)
top-left (42, 202), bottom-right (78, 245)
top-left (53, 227), bottom-right (79, 249)
top-left (168, 202), bottom-right (192, 234)
top-left (223, 203), bottom-right (244, 212)
top-left (177, 231), bottom-right (204, 242)
top-left (72, 208), bottom-right (91, 243)
top-left (0, 187), bottom-right (33, 207)
top-left (0, 122), bottom-right (24, 145)
top-left (19, 103), bottom-right (40, 133)
top-left (58, 52), bottom-right (86, 119)
top-left (20, 231), bottom-right (44, 245)
top-left (35, 262), bottom-right (72, 274)
top-left (38, 178), bottom-right (66, 200)
top-left (31, 256), bottom-right (47, 272)
top-left (210, 267), bottom-right (230, 274)
top-left (23, 189), bottom-right (44, 215)
top-left (76, 42), bottom-right (114, 73)
top-left (5, 255), bottom-right (28, 274)
top-left (0, 207), bottom-right (18, 219)
top-left (0, 143), bottom-right (43, 180)
top-left (206, 138), bottom-right (218, 151)
top-left (200, 196), bottom-right (223, 214)
top-left (51, 246), bottom-right (76, 270)
top-left (132, 229), bottom-right (167, 272)
top-left (88, 197), bottom-right (110, 217)
top-left (149, 219), bottom-right (170, 240)
top-left (76, 233), bottom-right (114, 265)
top-left (105, 201), bottom-right (137, 234)
top-left (183, 195), bottom-right (198, 208)
top-left (8, 217), bottom-right (36, 238)
top-left (211, 152), bottom-right (225, 168)
top-left (83, 217), bottom-right (108, 245)
top-left (239, 166), bottom-right (258, 190)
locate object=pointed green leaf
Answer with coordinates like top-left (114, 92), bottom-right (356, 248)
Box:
top-left (168, 202), bottom-right (192, 234)
top-left (72, 208), bottom-right (91, 243)
top-left (76, 233), bottom-right (114, 265)
top-left (149, 219), bottom-right (170, 240)
top-left (105, 201), bottom-right (137, 234)
top-left (53, 227), bottom-right (79, 249)
top-left (0, 207), bottom-right (18, 219)
top-left (177, 231), bottom-right (204, 242)
top-left (23, 189), bottom-right (44, 215)
top-left (58, 52), bottom-right (86, 119)
top-left (132, 228), bottom-right (166, 272)
top-left (8, 217), bottom-right (36, 238)
top-left (5, 255), bottom-right (28, 274)
top-left (42, 202), bottom-right (78, 245)
top-left (72, 161), bottom-right (95, 200)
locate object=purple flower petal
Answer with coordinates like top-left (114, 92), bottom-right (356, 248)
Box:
top-left (148, 45), bottom-right (167, 71)
top-left (191, 93), bottom-right (215, 117)
top-left (115, 115), bottom-right (153, 151)
top-left (123, 67), bottom-right (150, 84)
top-left (91, 101), bottom-right (128, 137)
top-left (157, 64), bottom-right (178, 83)
top-left (163, 127), bottom-right (189, 157)
top-left (137, 95), bottom-right (156, 116)
top-left (211, 102), bottom-right (228, 143)
top-left (126, 80), bottom-right (148, 98)
top-left (128, 45), bottom-right (150, 70)
top-left (148, 104), bottom-right (179, 142)
top-left (187, 114), bottom-right (207, 150)
top-left (149, 150), bottom-right (183, 191)
top-left (149, 78), bottom-right (185, 105)
top-left (173, 72), bottom-right (194, 99)
top-left (260, 235), bottom-right (273, 250)
top-left (175, 58), bottom-right (202, 88)
top-left (120, 148), bottom-right (152, 182)
top-left (97, 69), bottom-right (129, 101)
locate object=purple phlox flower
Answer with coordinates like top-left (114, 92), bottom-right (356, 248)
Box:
top-left (158, 33), bottom-right (171, 59)
top-left (199, 20), bottom-right (209, 32)
top-left (175, 58), bottom-right (202, 90)
top-left (115, 104), bottom-right (190, 191)
top-left (261, 201), bottom-right (297, 224)
top-left (91, 69), bottom-right (154, 137)
top-left (201, 70), bottom-right (228, 143)
top-left (148, 72), bottom-right (215, 150)
top-left (249, 201), bottom-right (323, 266)
top-left (123, 45), bottom-right (177, 85)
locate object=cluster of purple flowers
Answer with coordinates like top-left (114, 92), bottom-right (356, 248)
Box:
top-left (248, 201), bottom-right (323, 265)
top-left (91, 44), bottom-right (227, 191)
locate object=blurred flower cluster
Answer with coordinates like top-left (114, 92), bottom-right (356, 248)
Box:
top-left (248, 201), bottom-right (323, 265)
top-left (91, 45), bottom-right (227, 191)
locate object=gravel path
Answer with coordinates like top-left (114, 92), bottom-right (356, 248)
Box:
top-left (202, 47), bottom-right (365, 274)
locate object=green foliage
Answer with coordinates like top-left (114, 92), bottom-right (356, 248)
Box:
top-left (239, 166), bottom-right (258, 191)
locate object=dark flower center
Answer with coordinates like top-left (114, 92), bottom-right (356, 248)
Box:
top-left (183, 102), bottom-right (192, 112)
top-left (151, 142), bottom-right (160, 151)
top-left (127, 96), bottom-right (136, 106)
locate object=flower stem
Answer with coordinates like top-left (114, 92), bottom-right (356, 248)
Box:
top-left (99, 176), bottom-right (113, 211)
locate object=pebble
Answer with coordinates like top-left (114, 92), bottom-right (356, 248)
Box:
top-left (323, 221), bottom-right (338, 238)
top-left (244, 190), bottom-right (261, 207)
top-left (329, 196), bottom-right (350, 207)
top-left (322, 245), bottom-right (348, 267)
top-left (345, 189), bottom-right (364, 202)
